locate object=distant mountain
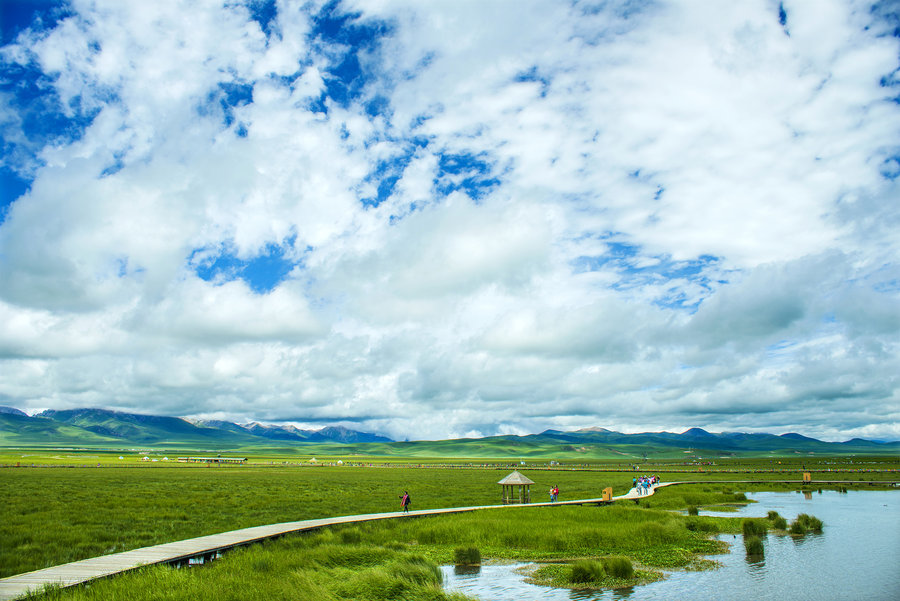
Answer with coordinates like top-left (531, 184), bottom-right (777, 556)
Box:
top-left (307, 425), bottom-right (393, 443)
top-left (0, 408), bottom-right (394, 448)
top-left (241, 422), bottom-right (313, 441)
top-left (1, 406), bottom-right (897, 456)
top-left (36, 408), bottom-right (261, 446)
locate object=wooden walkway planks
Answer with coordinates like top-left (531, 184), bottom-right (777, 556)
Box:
top-left (3, 479), bottom-right (894, 600)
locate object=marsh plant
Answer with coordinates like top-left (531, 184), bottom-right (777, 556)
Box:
top-left (744, 535), bottom-right (764, 556)
top-left (766, 511), bottom-right (787, 530)
top-left (570, 559), bottom-right (605, 583)
top-left (453, 547), bottom-right (481, 566)
top-left (789, 514), bottom-right (823, 535)
top-left (601, 555), bottom-right (634, 579)
top-left (741, 519), bottom-right (767, 537)
top-left (687, 505), bottom-right (699, 516)
top-left (568, 556), bottom-right (633, 584)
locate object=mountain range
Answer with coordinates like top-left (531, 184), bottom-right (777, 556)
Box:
top-left (1, 406), bottom-right (897, 457)
top-left (0, 407), bottom-right (391, 449)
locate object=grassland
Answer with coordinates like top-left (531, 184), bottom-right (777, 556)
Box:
top-left (19, 490), bottom-right (749, 601)
top-left (2, 453), bottom-right (897, 599)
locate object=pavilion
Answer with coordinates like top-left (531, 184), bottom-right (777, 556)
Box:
top-left (497, 470), bottom-right (534, 504)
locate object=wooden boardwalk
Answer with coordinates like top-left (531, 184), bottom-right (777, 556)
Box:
top-left (1, 479), bottom-right (893, 600)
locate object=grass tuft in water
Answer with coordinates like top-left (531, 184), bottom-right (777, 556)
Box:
top-left (744, 535), bottom-right (764, 556)
top-left (570, 559), bottom-right (605, 583)
top-left (687, 505), bottom-right (699, 516)
top-left (453, 547), bottom-right (481, 565)
top-left (790, 514), bottom-right (823, 535)
top-left (741, 519), bottom-right (767, 537)
top-left (601, 555), bottom-right (634, 579)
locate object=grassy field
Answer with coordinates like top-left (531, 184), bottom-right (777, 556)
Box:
top-left (3, 454), bottom-right (896, 579)
top-left (20, 489), bottom-right (751, 601)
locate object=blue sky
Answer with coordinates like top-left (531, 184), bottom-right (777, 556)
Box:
top-left (0, 0), bottom-right (898, 441)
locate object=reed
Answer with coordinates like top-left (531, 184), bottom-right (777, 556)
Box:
top-left (453, 547), bottom-right (481, 566)
top-left (601, 555), bottom-right (634, 579)
top-left (741, 519), bottom-right (766, 537)
top-left (791, 513), bottom-right (823, 534)
top-left (744, 535), bottom-right (764, 556)
top-left (570, 559), bottom-right (605, 583)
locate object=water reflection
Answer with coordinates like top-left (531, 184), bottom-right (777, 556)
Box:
top-left (454, 565), bottom-right (481, 576)
top-left (441, 491), bottom-right (899, 601)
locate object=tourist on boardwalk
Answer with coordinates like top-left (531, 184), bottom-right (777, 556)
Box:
top-left (399, 491), bottom-right (411, 513)
top-left (553, 485), bottom-right (559, 502)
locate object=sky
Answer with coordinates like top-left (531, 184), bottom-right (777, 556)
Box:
top-left (0, 0), bottom-right (898, 442)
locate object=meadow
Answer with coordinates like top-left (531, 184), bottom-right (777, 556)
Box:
top-left (2, 453), bottom-right (896, 599)
top-left (3, 453), bottom-right (896, 577)
top-left (19, 494), bottom-right (746, 601)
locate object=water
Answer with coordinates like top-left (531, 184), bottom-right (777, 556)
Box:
top-left (441, 490), bottom-right (900, 601)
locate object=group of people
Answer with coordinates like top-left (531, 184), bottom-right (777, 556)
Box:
top-left (549, 485), bottom-right (560, 502)
top-left (632, 475), bottom-right (660, 495)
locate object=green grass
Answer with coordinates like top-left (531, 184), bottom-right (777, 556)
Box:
top-left (789, 513), bottom-right (824, 535)
top-left (741, 519), bottom-right (767, 537)
top-left (0, 465), bottom-right (635, 577)
top-left (453, 547), bottom-right (481, 565)
top-left (1, 455), bottom-right (885, 579)
top-left (23, 534), bottom-right (474, 601)
top-left (744, 535), bottom-right (764, 556)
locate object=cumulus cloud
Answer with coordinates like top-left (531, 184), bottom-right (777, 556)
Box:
top-left (0, 0), bottom-right (897, 441)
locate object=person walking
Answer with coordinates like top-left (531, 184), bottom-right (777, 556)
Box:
top-left (399, 491), bottom-right (411, 513)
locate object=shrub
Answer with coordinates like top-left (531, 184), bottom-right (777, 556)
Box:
top-left (766, 511), bottom-right (780, 520)
top-left (570, 560), bottom-right (605, 583)
top-left (744, 535), bottom-right (764, 556)
top-left (742, 519), bottom-right (766, 537)
top-left (687, 505), bottom-right (699, 516)
top-left (601, 555), bottom-right (634, 579)
top-left (733, 492), bottom-right (747, 501)
top-left (773, 517), bottom-right (787, 530)
top-left (453, 547), bottom-right (481, 566)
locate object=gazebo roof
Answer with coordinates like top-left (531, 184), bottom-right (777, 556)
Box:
top-left (497, 470), bottom-right (535, 485)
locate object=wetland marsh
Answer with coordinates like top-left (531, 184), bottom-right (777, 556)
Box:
top-left (2, 454), bottom-right (897, 599)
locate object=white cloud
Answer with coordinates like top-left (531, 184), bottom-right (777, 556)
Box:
top-left (0, 0), bottom-right (897, 441)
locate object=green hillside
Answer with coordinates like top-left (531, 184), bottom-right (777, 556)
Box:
top-left (2, 407), bottom-right (897, 458)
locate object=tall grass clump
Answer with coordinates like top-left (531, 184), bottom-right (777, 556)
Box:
top-left (601, 555), bottom-right (634, 579)
top-left (744, 536), bottom-right (764, 556)
top-left (790, 514), bottom-right (823, 535)
top-left (766, 511), bottom-right (787, 530)
top-left (570, 559), bottom-right (605, 583)
top-left (687, 505), bottom-right (699, 516)
top-left (453, 547), bottom-right (481, 565)
top-left (741, 519), bottom-right (766, 537)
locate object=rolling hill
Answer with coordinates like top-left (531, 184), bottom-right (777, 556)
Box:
top-left (0, 406), bottom-right (897, 457)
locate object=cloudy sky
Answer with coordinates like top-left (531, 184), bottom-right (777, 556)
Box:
top-left (0, 0), bottom-right (898, 442)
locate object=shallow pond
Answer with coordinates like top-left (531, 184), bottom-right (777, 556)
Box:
top-left (440, 490), bottom-right (899, 600)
